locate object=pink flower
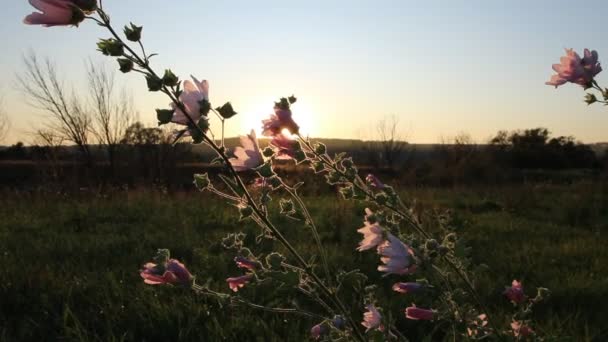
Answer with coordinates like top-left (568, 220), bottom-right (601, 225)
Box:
top-left (234, 256), bottom-right (259, 271)
top-left (270, 133), bottom-right (298, 159)
top-left (226, 274), bottom-right (253, 292)
top-left (229, 129), bottom-right (264, 171)
top-left (504, 279), bottom-right (526, 304)
top-left (392, 282), bottom-right (423, 294)
top-left (361, 305), bottom-right (383, 332)
top-left (310, 323), bottom-right (328, 340)
top-left (511, 321), bottom-right (534, 338)
top-left (170, 76), bottom-right (209, 125)
top-left (366, 174), bottom-right (385, 189)
top-left (467, 314), bottom-right (488, 337)
top-left (262, 105), bottom-right (299, 136)
top-left (405, 305), bottom-right (434, 321)
top-left (140, 259), bottom-right (193, 286)
top-left (377, 233), bottom-right (416, 275)
top-left (546, 48), bottom-right (602, 88)
top-left (24, 0), bottom-right (85, 27)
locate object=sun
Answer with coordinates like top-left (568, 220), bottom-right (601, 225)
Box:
top-left (240, 97), bottom-right (315, 138)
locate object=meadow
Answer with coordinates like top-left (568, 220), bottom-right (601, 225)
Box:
top-left (0, 180), bottom-right (606, 341)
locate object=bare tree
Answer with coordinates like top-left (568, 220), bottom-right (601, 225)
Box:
top-left (18, 52), bottom-right (93, 165)
top-left (87, 61), bottom-right (134, 171)
top-left (376, 114), bottom-right (408, 170)
top-left (0, 97), bottom-right (9, 144)
top-left (31, 129), bottom-right (65, 181)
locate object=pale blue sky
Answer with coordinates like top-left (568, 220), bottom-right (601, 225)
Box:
top-left (1, 0), bottom-right (607, 144)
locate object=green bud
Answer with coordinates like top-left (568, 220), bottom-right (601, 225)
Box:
top-left (584, 93), bottom-right (597, 105)
top-left (344, 167), bottom-right (357, 181)
top-left (255, 162), bottom-right (274, 178)
top-left (428, 250), bottom-right (438, 259)
top-left (294, 150), bottom-right (307, 164)
top-left (535, 287), bottom-right (551, 301)
top-left (374, 193), bottom-right (388, 205)
top-left (267, 176), bottom-right (282, 189)
top-left (425, 239), bottom-right (439, 250)
top-left (70, 7), bottom-right (86, 26)
top-left (314, 142), bottom-right (327, 155)
top-left (73, 0), bottom-right (98, 12)
top-left (117, 58), bottom-right (133, 73)
top-left (146, 75), bottom-right (163, 92)
top-left (287, 95), bottom-right (297, 104)
top-left (156, 109), bottom-right (174, 125)
top-left (275, 97), bottom-right (291, 110)
top-left (311, 161), bottom-right (325, 173)
top-left (603, 88), bottom-right (608, 100)
top-left (444, 233), bottom-right (457, 243)
top-left (262, 147), bottom-right (275, 158)
top-left (438, 245), bottom-right (449, 256)
top-left (352, 186), bottom-right (367, 200)
top-left (341, 158), bottom-right (354, 169)
top-left (279, 199), bottom-right (294, 214)
top-left (123, 22), bottom-right (143, 42)
top-left (339, 186), bottom-right (354, 199)
top-left (216, 102), bottom-right (237, 119)
top-left (97, 38), bottom-right (124, 57)
top-left (266, 252), bottom-right (285, 270)
top-left (325, 171), bottom-right (342, 185)
top-left (238, 205), bottom-right (254, 220)
top-left (162, 69), bottom-right (179, 87)
top-left (193, 173), bottom-right (210, 191)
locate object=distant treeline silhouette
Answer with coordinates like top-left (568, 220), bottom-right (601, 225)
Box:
top-left (0, 125), bottom-right (606, 188)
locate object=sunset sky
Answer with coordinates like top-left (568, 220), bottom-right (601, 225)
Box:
top-left (1, 0), bottom-right (607, 144)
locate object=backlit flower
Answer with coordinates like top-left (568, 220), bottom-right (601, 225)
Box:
top-left (405, 305), bottom-right (434, 321)
top-left (234, 256), bottom-right (259, 271)
top-left (140, 258), bottom-right (193, 286)
top-left (270, 133), bottom-right (298, 159)
top-left (361, 305), bottom-right (383, 332)
top-left (357, 222), bottom-right (384, 252)
top-left (262, 105), bottom-right (299, 136)
top-left (392, 282), bottom-right (423, 294)
top-left (24, 0), bottom-right (86, 27)
top-left (377, 233), bottom-right (416, 275)
top-left (366, 174), bottom-right (385, 189)
top-left (226, 274), bottom-right (253, 292)
top-left (546, 48), bottom-right (602, 88)
top-left (310, 322), bottom-right (328, 340)
top-left (511, 321), bottom-right (534, 338)
top-left (504, 279), bottom-right (526, 304)
top-left (229, 129), bottom-right (264, 171)
top-left (170, 76), bottom-right (209, 125)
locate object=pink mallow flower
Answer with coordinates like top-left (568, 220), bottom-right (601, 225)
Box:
top-left (511, 321), bottom-right (534, 338)
top-left (546, 48), bottom-right (602, 88)
top-left (392, 282), bottom-right (423, 294)
top-left (24, 0), bottom-right (85, 27)
top-left (310, 322), bottom-right (328, 340)
top-left (270, 133), bottom-right (298, 159)
top-left (140, 259), bottom-right (193, 286)
top-left (357, 209), bottom-right (384, 251)
top-left (234, 256), bottom-right (259, 271)
top-left (226, 274), bottom-right (253, 292)
top-left (170, 76), bottom-right (209, 125)
top-left (262, 105), bottom-right (299, 136)
top-left (405, 305), bottom-right (434, 321)
top-left (229, 129), bottom-right (264, 171)
top-left (366, 174), bottom-right (385, 189)
top-left (377, 233), bottom-right (416, 275)
top-left (361, 305), bottom-right (383, 332)
top-left (504, 279), bottom-right (526, 304)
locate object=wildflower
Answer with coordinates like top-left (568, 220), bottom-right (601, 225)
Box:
top-left (357, 220), bottom-right (384, 251)
top-left (234, 256), bottom-right (259, 271)
top-left (546, 48), bottom-right (602, 88)
top-left (140, 259), bottom-right (193, 285)
top-left (504, 279), bottom-right (526, 304)
top-left (366, 174), bottom-right (385, 189)
top-left (24, 0), bottom-right (87, 27)
top-left (170, 76), bottom-right (209, 125)
top-left (229, 130), bottom-right (264, 171)
top-left (377, 233), bottom-right (416, 275)
top-left (467, 314), bottom-right (488, 337)
top-left (361, 305), bottom-right (383, 332)
top-left (392, 282), bottom-right (423, 294)
top-left (511, 321), bottom-right (534, 338)
top-left (226, 274), bottom-right (253, 292)
top-left (261, 105), bottom-right (299, 136)
top-left (405, 305), bottom-right (434, 321)
top-left (269, 133), bottom-right (298, 159)
top-left (310, 322), bottom-right (328, 340)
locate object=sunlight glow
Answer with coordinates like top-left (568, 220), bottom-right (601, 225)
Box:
top-left (239, 97), bottom-right (316, 138)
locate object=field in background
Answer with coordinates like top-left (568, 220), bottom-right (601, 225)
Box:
top-left (0, 181), bottom-right (606, 341)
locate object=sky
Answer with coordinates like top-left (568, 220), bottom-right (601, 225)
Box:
top-left (1, 0), bottom-right (608, 144)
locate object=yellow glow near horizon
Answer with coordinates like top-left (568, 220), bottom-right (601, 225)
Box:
top-left (240, 97), bottom-right (315, 139)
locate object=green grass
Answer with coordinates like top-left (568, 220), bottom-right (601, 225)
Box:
top-left (0, 181), bottom-right (606, 341)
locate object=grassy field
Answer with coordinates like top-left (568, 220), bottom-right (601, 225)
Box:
top-left (0, 180), bottom-right (607, 341)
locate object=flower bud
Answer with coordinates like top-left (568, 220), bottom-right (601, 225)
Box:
top-left (266, 252), bottom-right (285, 270)
top-left (255, 162), bottom-right (274, 178)
top-left (238, 205), bottom-right (254, 220)
top-left (146, 75), bottom-right (163, 92)
top-left (162, 69), bottom-right (179, 87)
top-left (267, 176), bottom-right (282, 189)
top-left (97, 38), bottom-right (124, 57)
top-left (117, 58), bottom-right (133, 73)
top-left (314, 142), bottom-right (327, 155)
top-left (279, 199), bottom-right (294, 213)
top-left (216, 102), bottom-right (238, 119)
top-left (287, 95), bottom-right (297, 104)
top-left (425, 239), bottom-right (439, 250)
top-left (294, 150), bottom-right (307, 164)
top-left (374, 193), bottom-right (388, 205)
top-left (341, 158), bottom-right (354, 169)
top-left (156, 109), bottom-right (174, 125)
top-left (193, 173), bottom-right (210, 191)
top-left (123, 22), bottom-right (142, 42)
top-left (262, 147), bottom-right (275, 158)
top-left (584, 93), bottom-right (597, 105)
top-left (311, 161), bottom-right (325, 173)
top-left (339, 186), bottom-right (354, 199)
top-left (73, 0), bottom-right (98, 12)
